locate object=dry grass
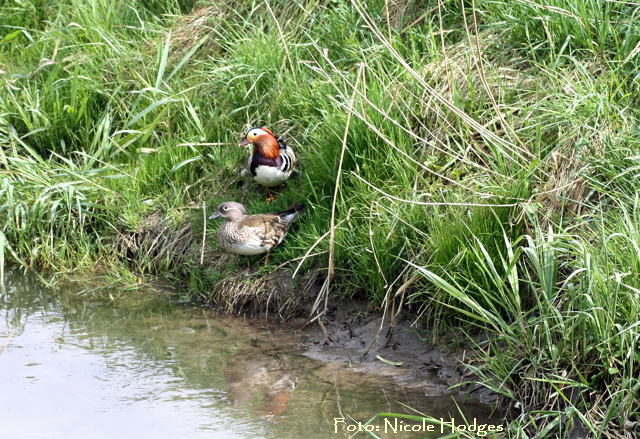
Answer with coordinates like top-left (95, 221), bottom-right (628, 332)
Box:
top-left (116, 211), bottom-right (197, 270)
top-left (537, 150), bottom-right (591, 223)
top-left (115, 209), bottom-right (319, 319)
top-left (169, 3), bottom-right (224, 60)
top-left (213, 268), bottom-right (321, 319)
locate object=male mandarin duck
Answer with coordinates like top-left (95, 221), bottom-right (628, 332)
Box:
top-left (239, 126), bottom-right (296, 201)
top-left (209, 201), bottom-right (304, 256)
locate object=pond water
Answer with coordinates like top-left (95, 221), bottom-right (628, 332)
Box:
top-left (0, 272), bottom-right (499, 439)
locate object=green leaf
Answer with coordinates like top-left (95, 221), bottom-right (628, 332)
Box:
top-left (170, 156), bottom-right (202, 174)
top-left (376, 355), bottom-right (403, 367)
top-left (0, 30), bottom-right (22, 44)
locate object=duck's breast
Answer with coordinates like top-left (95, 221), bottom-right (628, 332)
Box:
top-left (253, 165), bottom-right (289, 187)
top-left (226, 241), bottom-right (269, 255)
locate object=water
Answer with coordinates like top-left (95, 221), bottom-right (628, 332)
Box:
top-left (0, 272), bottom-right (498, 438)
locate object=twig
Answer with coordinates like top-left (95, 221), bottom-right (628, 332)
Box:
top-left (363, 266), bottom-right (418, 357)
top-left (400, 2), bottom-right (443, 33)
top-left (368, 203), bottom-right (387, 287)
top-left (375, 201), bottom-right (429, 238)
top-left (292, 213), bottom-right (352, 279)
top-left (298, 309), bottom-right (326, 331)
top-left (437, 0), bottom-right (453, 102)
top-left (384, 0), bottom-right (392, 41)
top-left (310, 63), bottom-right (365, 317)
top-left (183, 175), bottom-right (208, 195)
top-left (467, 0), bottom-right (527, 153)
top-left (265, 0), bottom-right (294, 73)
top-left (176, 142), bottom-right (228, 147)
top-left (275, 251), bottom-right (327, 273)
top-left (200, 202), bottom-right (206, 265)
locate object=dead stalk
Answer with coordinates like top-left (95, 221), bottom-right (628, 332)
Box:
top-left (350, 0), bottom-right (533, 165)
top-left (467, 0), bottom-right (528, 154)
top-left (176, 142), bottom-right (227, 147)
top-left (200, 201), bottom-right (206, 265)
top-left (310, 62), bottom-right (365, 318)
top-left (264, 0), bottom-right (294, 73)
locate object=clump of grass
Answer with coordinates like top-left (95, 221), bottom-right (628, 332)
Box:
top-left (115, 210), bottom-right (196, 273)
top-left (214, 268), bottom-right (321, 318)
top-left (414, 217), bottom-right (640, 436)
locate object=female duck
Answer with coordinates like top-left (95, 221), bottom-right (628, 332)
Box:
top-left (209, 201), bottom-right (304, 256)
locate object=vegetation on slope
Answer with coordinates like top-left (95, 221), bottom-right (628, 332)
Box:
top-left (1, 0), bottom-right (639, 436)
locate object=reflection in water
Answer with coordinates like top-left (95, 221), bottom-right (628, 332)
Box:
top-left (0, 271), bottom-right (497, 439)
top-left (224, 350), bottom-right (296, 417)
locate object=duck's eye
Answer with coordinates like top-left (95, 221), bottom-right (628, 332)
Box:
top-left (251, 131), bottom-right (259, 137)
top-left (223, 206), bottom-right (228, 211)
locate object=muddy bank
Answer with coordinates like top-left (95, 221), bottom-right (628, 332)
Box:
top-left (288, 302), bottom-right (500, 408)
top-left (116, 211), bottom-right (498, 409)
top-left (3, 270), bottom-right (500, 439)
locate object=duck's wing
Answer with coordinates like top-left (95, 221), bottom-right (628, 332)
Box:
top-left (275, 136), bottom-right (296, 171)
top-left (239, 214), bottom-right (289, 247)
top-left (282, 147), bottom-right (296, 171)
top-left (243, 151), bottom-right (254, 176)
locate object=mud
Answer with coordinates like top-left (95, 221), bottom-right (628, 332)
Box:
top-left (113, 210), bottom-right (499, 410)
top-left (291, 301), bottom-right (500, 407)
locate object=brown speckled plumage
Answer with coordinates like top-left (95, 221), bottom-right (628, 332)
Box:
top-left (209, 202), bottom-right (304, 256)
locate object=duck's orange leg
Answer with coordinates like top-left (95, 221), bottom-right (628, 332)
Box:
top-left (266, 189), bottom-right (276, 203)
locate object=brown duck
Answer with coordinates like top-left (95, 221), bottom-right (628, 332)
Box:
top-left (208, 202), bottom-right (304, 255)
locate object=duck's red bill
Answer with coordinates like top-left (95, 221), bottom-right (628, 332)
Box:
top-left (239, 138), bottom-right (250, 146)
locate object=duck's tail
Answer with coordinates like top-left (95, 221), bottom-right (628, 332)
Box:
top-left (277, 203), bottom-right (305, 224)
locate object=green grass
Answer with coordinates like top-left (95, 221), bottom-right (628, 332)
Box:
top-left (1, 0), bottom-right (639, 436)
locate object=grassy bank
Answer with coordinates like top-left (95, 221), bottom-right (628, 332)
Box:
top-left (1, 0), bottom-right (639, 436)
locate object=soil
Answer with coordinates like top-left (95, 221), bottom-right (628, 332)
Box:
top-left (287, 300), bottom-right (500, 407)
top-left (113, 209), bottom-right (499, 409)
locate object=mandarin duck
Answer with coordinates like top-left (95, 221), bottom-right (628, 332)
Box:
top-left (239, 126), bottom-right (296, 201)
top-left (209, 201), bottom-right (304, 256)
